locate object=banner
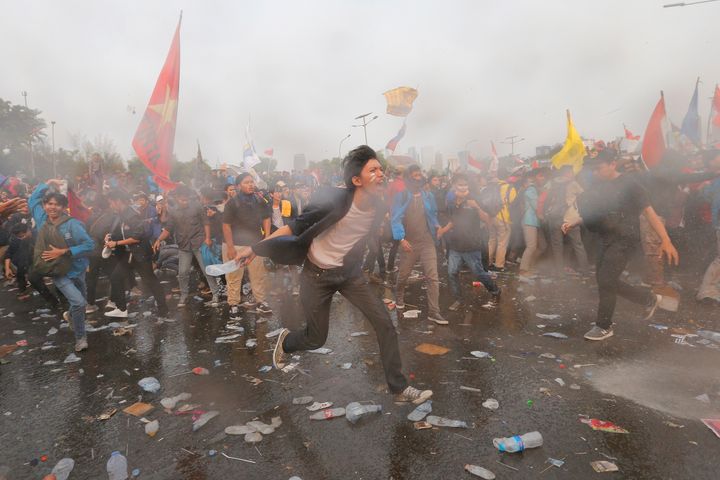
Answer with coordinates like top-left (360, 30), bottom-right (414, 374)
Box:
top-left (383, 87), bottom-right (418, 117)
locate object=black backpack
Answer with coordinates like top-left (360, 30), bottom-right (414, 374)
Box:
top-left (543, 181), bottom-right (569, 222)
top-left (478, 183), bottom-right (503, 217)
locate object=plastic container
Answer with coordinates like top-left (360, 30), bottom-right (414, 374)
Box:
top-left (107, 451), bottom-right (128, 480)
top-left (309, 408), bottom-right (346, 420)
top-left (51, 458), bottom-right (75, 480)
top-left (345, 402), bottom-right (383, 424)
top-left (205, 260), bottom-right (239, 277)
top-left (493, 431), bottom-right (543, 453)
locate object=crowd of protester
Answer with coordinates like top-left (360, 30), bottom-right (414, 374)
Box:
top-left (1, 143), bottom-right (719, 358)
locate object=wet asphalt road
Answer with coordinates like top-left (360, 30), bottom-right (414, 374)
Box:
top-left (1, 264), bottom-right (720, 480)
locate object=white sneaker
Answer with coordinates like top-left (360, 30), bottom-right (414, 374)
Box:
top-left (395, 386), bottom-right (433, 405)
top-left (85, 304), bottom-right (99, 314)
top-left (105, 301), bottom-right (117, 310)
top-left (105, 308), bottom-right (128, 318)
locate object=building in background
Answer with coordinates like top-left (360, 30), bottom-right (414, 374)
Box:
top-left (293, 153), bottom-right (307, 172)
top-left (407, 146), bottom-right (418, 164)
top-left (421, 146), bottom-right (434, 170)
top-left (434, 152), bottom-right (444, 171)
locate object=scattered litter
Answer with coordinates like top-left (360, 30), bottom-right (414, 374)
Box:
top-left (402, 309), bottom-right (422, 319)
top-left (697, 330), bottom-right (720, 344)
top-left (225, 425), bottom-right (257, 435)
top-left (543, 332), bottom-right (568, 339)
top-left (459, 385), bottom-right (482, 393)
top-left (415, 343), bottom-right (450, 356)
top-left (464, 464), bottom-right (495, 479)
top-left (245, 339), bottom-right (257, 348)
top-left (350, 331), bottom-right (369, 337)
top-left (663, 421), bottom-right (685, 429)
top-left (98, 409), bottom-right (117, 421)
top-left (554, 378), bottom-right (565, 387)
top-left (426, 415), bottom-right (468, 428)
top-left (281, 362), bottom-right (299, 373)
top-left (580, 418), bottom-right (629, 434)
top-left (63, 353), bottom-right (81, 364)
top-left (345, 402), bottom-right (383, 423)
top-left (701, 419), bottom-right (720, 438)
top-left (144, 420), bottom-right (159, 437)
top-left (192, 367), bottom-right (210, 376)
top-left (160, 393), bottom-right (192, 410)
top-left (536, 314), bottom-right (560, 320)
top-left (536, 324), bottom-right (546, 329)
top-left (695, 393), bottom-right (711, 404)
top-left (265, 328), bottom-right (285, 338)
top-left (524, 295), bottom-right (536, 302)
top-left (307, 402), bottom-right (333, 412)
top-left (47, 327), bottom-right (58, 336)
top-left (648, 323), bottom-right (669, 331)
top-left (493, 431), bottom-right (543, 452)
top-left (539, 353), bottom-right (556, 359)
top-left (309, 408), bottom-right (346, 420)
top-left (221, 452), bottom-right (256, 464)
top-left (192, 411), bottom-right (219, 431)
top-left (546, 457), bottom-right (565, 467)
top-left (215, 334), bottom-right (242, 344)
top-left (258, 365), bottom-right (272, 373)
top-left (138, 377), bottom-right (161, 393)
top-left (244, 432), bottom-right (263, 443)
top-left (470, 351), bottom-right (490, 358)
top-left (570, 384), bottom-right (581, 390)
top-left (292, 396), bottom-right (313, 405)
top-left (482, 399), bottom-right (499, 410)
top-left (12, 330), bottom-right (25, 335)
top-left (49, 457), bottom-right (74, 480)
top-left (414, 421), bottom-right (432, 430)
top-left (247, 421), bottom-right (275, 434)
top-left (407, 401), bottom-right (432, 421)
top-left (112, 327), bottom-right (133, 337)
top-left (339, 363), bottom-right (352, 369)
top-left (16, 339), bottom-right (28, 346)
top-left (590, 460), bottom-right (619, 473)
top-left (43, 360), bottom-right (59, 366)
top-left (308, 347), bottom-right (332, 354)
top-left (123, 402), bottom-right (154, 417)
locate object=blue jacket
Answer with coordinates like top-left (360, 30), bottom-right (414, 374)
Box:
top-left (29, 183), bottom-right (95, 278)
top-left (391, 190), bottom-right (440, 241)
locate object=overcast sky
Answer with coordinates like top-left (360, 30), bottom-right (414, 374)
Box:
top-left (2, 0), bottom-right (719, 170)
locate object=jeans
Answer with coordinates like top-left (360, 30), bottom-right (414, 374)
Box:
top-left (396, 240), bottom-right (440, 315)
top-left (447, 250), bottom-right (499, 299)
top-left (595, 237), bottom-right (654, 329)
top-left (178, 249), bottom-right (219, 298)
top-left (548, 221), bottom-right (589, 273)
top-left (110, 252), bottom-right (168, 313)
top-left (697, 230), bottom-right (720, 301)
top-left (283, 261), bottom-right (408, 394)
top-left (53, 274), bottom-right (87, 340)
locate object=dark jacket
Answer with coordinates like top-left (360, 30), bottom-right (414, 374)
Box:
top-left (253, 187), bottom-right (385, 274)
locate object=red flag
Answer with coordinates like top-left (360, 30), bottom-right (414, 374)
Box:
top-left (263, 148), bottom-right (274, 156)
top-left (623, 124), bottom-right (640, 141)
top-left (489, 141), bottom-right (499, 172)
top-left (68, 189), bottom-right (91, 224)
top-left (468, 153), bottom-right (483, 171)
top-left (641, 92), bottom-right (667, 168)
top-left (132, 17), bottom-right (181, 190)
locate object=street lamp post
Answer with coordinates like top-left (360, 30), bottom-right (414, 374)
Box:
top-left (51, 121), bottom-right (57, 178)
top-left (352, 112), bottom-right (379, 145)
top-left (21, 91), bottom-right (36, 178)
top-left (664, 0), bottom-right (720, 7)
top-left (500, 135), bottom-right (525, 155)
top-left (338, 133), bottom-right (351, 160)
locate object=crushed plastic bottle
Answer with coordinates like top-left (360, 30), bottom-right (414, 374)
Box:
top-left (191, 367), bottom-right (209, 375)
top-left (137, 377), bottom-right (161, 393)
top-left (482, 398), bottom-right (499, 410)
top-left (50, 458), bottom-right (75, 480)
top-left (464, 464), bottom-right (496, 479)
top-left (144, 419), bottom-right (159, 437)
top-left (426, 415), bottom-right (468, 428)
top-left (292, 396), bottom-right (314, 405)
top-left (697, 330), bottom-right (720, 344)
top-left (107, 451), bottom-right (128, 480)
top-left (63, 353), bottom-right (81, 364)
top-left (308, 347), bottom-right (332, 354)
top-left (245, 338), bottom-right (257, 348)
top-left (493, 431), bottom-right (543, 453)
top-left (345, 402), bottom-right (383, 424)
top-left (244, 432), bottom-right (263, 443)
top-left (407, 400), bottom-right (432, 421)
top-left (309, 408), bottom-right (346, 420)
top-left (205, 260), bottom-right (240, 277)
top-left (160, 392), bottom-right (191, 410)
top-left (192, 410), bottom-right (219, 431)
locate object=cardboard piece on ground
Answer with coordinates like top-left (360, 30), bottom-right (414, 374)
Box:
top-left (0, 344), bottom-right (19, 358)
top-left (701, 419), bottom-right (720, 439)
top-left (590, 461), bottom-right (619, 473)
top-left (415, 343), bottom-right (450, 356)
top-left (123, 402), bottom-right (154, 417)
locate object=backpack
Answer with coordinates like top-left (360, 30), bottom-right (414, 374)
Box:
top-left (32, 215), bottom-right (73, 277)
top-left (542, 181), bottom-right (569, 222)
top-left (478, 183), bottom-right (503, 217)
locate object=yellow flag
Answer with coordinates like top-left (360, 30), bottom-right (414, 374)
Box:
top-left (551, 110), bottom-right (586, 173)
top-left (383, 87), bottom-right (418, 116)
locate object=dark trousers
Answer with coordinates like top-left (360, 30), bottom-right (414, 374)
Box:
top-left (86, 253), bottom-right (117, 304)
top-left (596, 237), bottom-right (654, 329)
top-left (283, 261), bottom-right (408, 394)
top-left (363, 236), bottom-right (386, 276)
top-left (386, 240), bottom-right (400, 272)
top-left (110, 252), bottom-right (167, 312)
top-left (27, 270), bottom-right (62, 307)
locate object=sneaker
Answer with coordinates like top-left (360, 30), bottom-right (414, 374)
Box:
top-left (177, 296), bottom-right (187, 308)
top-left (240, 300), bottom-right (258, 309)
top-left (448, 300), bottom-right (463, 312)
top-left (63, 311), bottom-right (72, 330)
top-left (272, 328), bottom-right (290, 369)
top-left (394, 386), bottom-right (433, 405)
top-left (207, 296), bottom-right (220, 307)
top-left (229, 305), bottom-right (242, 320)
top-left (105, 301), bottom-right (117, 310)
top-left (428, 313), bottom-right (449, 325)
top-left (75, 337), bottom-right (88, 352)
top-left (85, 304), bottom-right (98, 314)
top-left (395, 301), bottom-right (405, 310)
top-left (256, 302), bottom-right (273, 315)
top-left (292, 286), bottom-right (300, 296)
top-left (488, 265), bottom-right (505, 272)
top-left (584, 325), bottom-right (614, 341)
top-left (644, 294), bottom-right (662, 321)
top-left (491, 288), bottom-right (502, 303)
top-left (104, 308), bottom-right (128, 318)
top-left (386, 266), bottom-right (399, 274)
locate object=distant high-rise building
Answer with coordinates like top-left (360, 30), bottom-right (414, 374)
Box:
top-left (457, 150), bottom-right (469, 170)
top-left (434, 152), bottom-right (444, 171)
top-left (421, 146), bottom-right (434, 170)
top-left (407, 146), bottom-right (418, 164)
top-left (535, 145), bottom-right (553, 158)
top-left (293, 153), bottom-right (307, 171)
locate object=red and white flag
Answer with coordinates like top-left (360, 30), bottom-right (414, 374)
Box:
top-left (263, 148), bottom-right (274, 156)
top-left (623, 124), bottom-right (640, 141)
top-left (489, 141), bottom-right (499, 173)
top-left (468, 153), bottom-right (483, 171)
top-left (132, 17), bottom-right (181, 190)
top-left (641, 92), bottom-right (667, 168)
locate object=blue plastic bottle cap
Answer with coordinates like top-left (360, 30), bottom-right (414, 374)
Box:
top-left (132, 468), bottom-right (140, 477)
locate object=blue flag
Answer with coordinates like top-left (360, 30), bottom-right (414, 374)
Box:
top-left (680, 80), bottom-right (701, 146)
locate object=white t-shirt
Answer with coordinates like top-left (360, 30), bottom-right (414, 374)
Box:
top-left (307, 201), bottom-right (375, 268)
top-left (271, 205), bottom-right (284, 229)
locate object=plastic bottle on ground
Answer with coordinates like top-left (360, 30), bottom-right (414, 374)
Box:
top-left (144, 420), bottom-right (159, 437)
top-left (345, 402), bottom-right (383, 424)
top-left (493, 431), bottom-right (543, 453)
top-left (309, 408), bottom-right (346, 420)
top-left (50, 458), bottom-right (75, 480)
top-left (426, 415), bottom-right (468, 428)
top-left (107, 451), bottom-right (128, 480)
top-left (407, 400), bottom-right (432, 421)
top-left (697, 330), bottom-right (720, 344)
